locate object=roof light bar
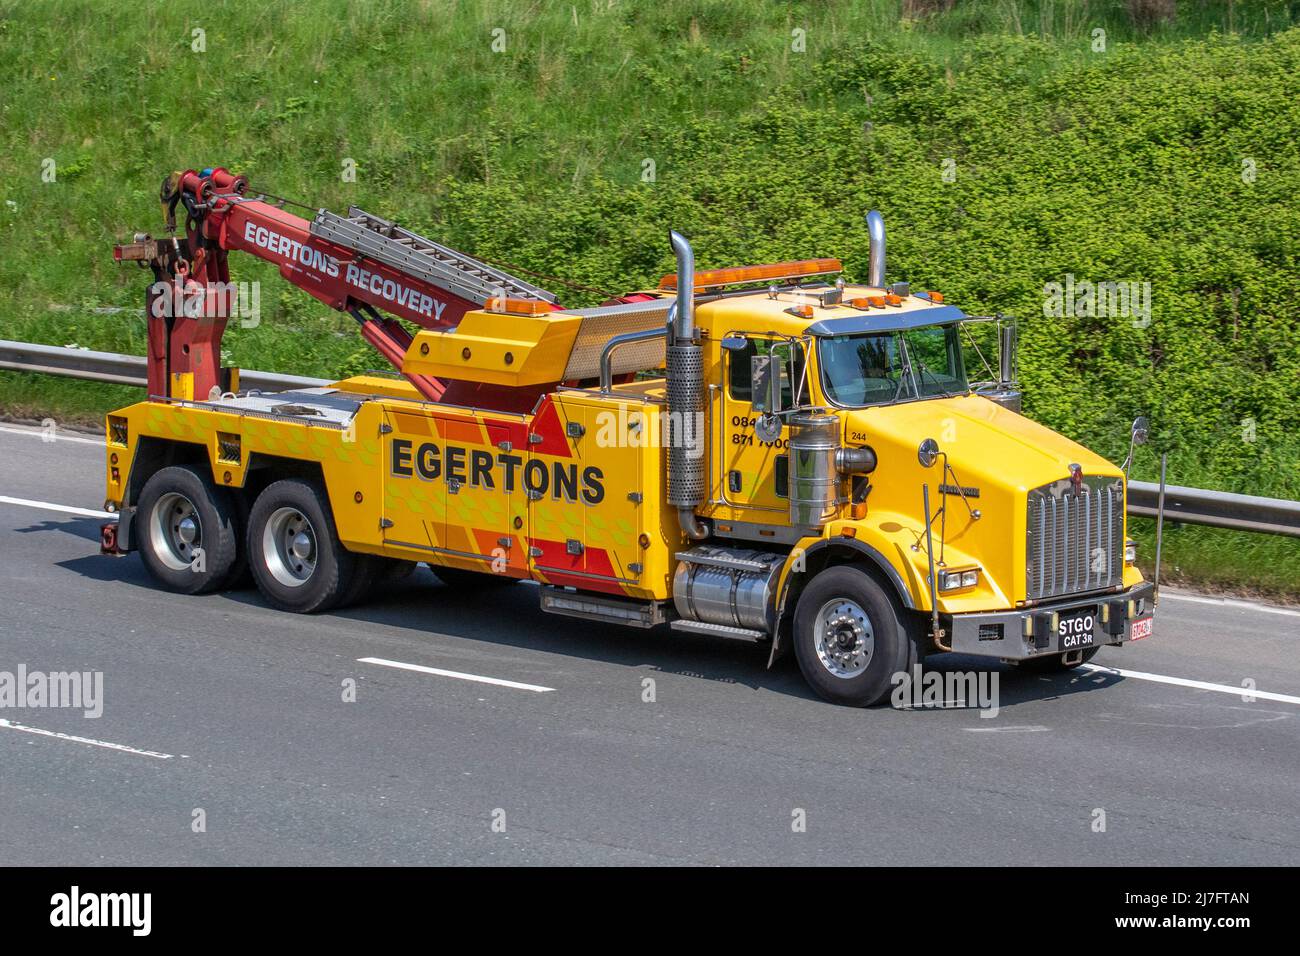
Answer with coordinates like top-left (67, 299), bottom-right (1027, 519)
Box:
top-left (658, 258), bottom-right (842, 292)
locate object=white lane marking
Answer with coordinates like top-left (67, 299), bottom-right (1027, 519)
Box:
top-left (1159, 590), bottom-right (1300, 619)
top-left (964, 725), bottom-right (1050, 733)
top-left (0, 424), bottom-right (102, 446)
top-left (1080, 663), bottom-right (1300, 706)
top-left (0, 495), bottom-right (114, 519)
top-left (0, 718), bottom-right (173, 759)
top-left (358, 656), bottom-right (555, 693)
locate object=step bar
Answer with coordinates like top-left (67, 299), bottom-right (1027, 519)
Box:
top-left (539, 586), bottom-right (667, 629)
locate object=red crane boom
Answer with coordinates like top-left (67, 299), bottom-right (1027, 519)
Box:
top-left (114, 166), bottom-right (558, 405)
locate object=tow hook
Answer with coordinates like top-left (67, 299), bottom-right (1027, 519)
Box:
top-left (1061, 648), bottom-right (1084, 666)
top-left (100, 521), bottom-right (124, 556)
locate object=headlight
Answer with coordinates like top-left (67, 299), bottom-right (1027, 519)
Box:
top-left (939, 568), bottom-right (979, 591)
top-left (1125, 540), bottom-right (1137, 565)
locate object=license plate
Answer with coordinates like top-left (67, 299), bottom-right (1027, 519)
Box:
top-left (1057, 606), bottom-right (1096, 650)
top-left (1130, 617), bottom-right (1154, 641)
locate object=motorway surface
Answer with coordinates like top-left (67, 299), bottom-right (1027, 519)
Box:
top-left (0, 422), bottom-right (1297, 866)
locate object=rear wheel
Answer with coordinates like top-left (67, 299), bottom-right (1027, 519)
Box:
top-left (224, 490), bottom-right (252, 588)
top-left (247, 479), bottom-right (357, 613)
top-left (337, 555), bottom-right (417, 607)
top-left (136, 465), bottom-right (240, 594)
top-left (793, 565), bottom-right (910, 707)
top-left (381, 558), bottom-right (419, 581)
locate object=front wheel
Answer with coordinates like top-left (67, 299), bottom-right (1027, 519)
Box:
top-left (247, 479), bottom-right (358, 613)
top-left (792, 565), bottom-right (911, 707)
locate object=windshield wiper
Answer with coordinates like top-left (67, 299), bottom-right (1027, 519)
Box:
top-left (892, 336), bottom-right (921, 402)
top-left (914, 359), bottom-right (953, 398)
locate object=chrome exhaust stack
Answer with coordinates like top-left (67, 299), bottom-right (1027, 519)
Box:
top-left (866, 210), bottom-right (886, 288)
top-left (667, 230), bottom-right (708, 541)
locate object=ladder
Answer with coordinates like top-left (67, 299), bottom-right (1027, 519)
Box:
top-left (310, 206), bottom-right (557, 309)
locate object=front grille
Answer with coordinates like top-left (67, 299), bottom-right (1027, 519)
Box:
top-left (1026, 475), bottom-right (1124, 601)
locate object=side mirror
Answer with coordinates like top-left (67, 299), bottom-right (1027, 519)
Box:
top-left (751, 354), bottom-right (784, 415)
top-left (918, 437), bottom-right (940, 468)
top-left (720, 336), bottom-right (748, 352)
top-left (1131, 416), bottom-right (1149, 446)
top-left (1122, 415), bottom-right (1150, 479)
top-left (998, 320), bottom-right (1017, 387)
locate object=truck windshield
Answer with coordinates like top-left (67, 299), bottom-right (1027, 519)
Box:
top-left (818, 325), bottom-right (968, 407)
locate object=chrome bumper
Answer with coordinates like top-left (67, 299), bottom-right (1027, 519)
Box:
top-left (945, 581), bottom-right (1156, 660)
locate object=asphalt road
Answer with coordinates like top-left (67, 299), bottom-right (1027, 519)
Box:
top-left (0, 422), bottom-right (1297, 866)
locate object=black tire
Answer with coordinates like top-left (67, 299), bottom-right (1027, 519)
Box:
top-left (338, 554), bottom-right (419, 607)
top-left (793, 565), bottom-right (911, 707)
top-left (431, 565), bottom-right (518, 589)
top-left (224, 489), bottom-right (252, 588)
top-left (378, 557), bottom-right (420, 582)
top-left (246, 479), bottom-right (358, 613)
top-left (337, 554), bottom-right (382, 608)
top-left (1018, 646), bottom-right (1100, 672)
top-left (136, 464), bottom-right (241, 595)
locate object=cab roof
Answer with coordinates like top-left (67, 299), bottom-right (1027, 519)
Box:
top-left (696, 285), bottom-right (966, 338)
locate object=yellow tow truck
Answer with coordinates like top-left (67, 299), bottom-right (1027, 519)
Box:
top-left (102, 168), bottom-right (1155, 706)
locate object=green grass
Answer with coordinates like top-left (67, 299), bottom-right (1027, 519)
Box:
top-left (1129, 518), bottom-right (1299, 604)
top-left (1, 0), bottom-right (1297, 598)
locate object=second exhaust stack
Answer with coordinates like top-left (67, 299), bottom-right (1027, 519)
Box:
top-left (866, 210), bottom-right (886, 288)
top-left (667, 230), bottom-right (708, 541)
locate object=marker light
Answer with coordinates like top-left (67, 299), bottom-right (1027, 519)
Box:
top-left (485, 297), bottom-right (553, 315)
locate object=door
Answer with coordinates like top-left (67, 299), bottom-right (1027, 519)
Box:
top-left (527, 395), bottom-right (644, 592)
top-left (381, 408), bottom-right (447, 553)
top-left (440, 414), bottom-right (527, 576)
top-left (380, 408), bottom-right (525, 575)
top-left (719, 337), bottom-right (805, 518)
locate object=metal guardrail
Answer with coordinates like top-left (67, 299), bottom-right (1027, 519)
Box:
top-left (0, 339), bottom-right (329, 392)
top-left (1128, 480), bottom-right (1300, 538)
top-left (2, 340), bottom-right (1297, 537)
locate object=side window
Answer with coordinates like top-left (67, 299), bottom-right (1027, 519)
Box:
top-left (728, 339), bottom-right (759, 402)
top-left (728, 338), bottom-right (805, 406)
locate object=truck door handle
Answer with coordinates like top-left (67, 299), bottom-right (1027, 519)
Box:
top-left (728, 470), bottom-right (742, 493)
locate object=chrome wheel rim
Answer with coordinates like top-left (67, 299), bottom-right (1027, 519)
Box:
top-left (813, 598), bottom-right (874, 679)
top-left (149, 491), bottom-right (202, 571)
top-left (263, 507), bottom-right (317, 587)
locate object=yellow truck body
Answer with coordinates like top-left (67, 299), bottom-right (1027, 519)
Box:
top-left (104, 218), bottom-right (1156, 706)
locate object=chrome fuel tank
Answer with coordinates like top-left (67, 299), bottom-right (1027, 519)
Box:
top-left (672, 546), bottom-right (785, 634)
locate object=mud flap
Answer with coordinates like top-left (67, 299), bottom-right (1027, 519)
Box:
top-left (767, 597), bottom-right (794, 669)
